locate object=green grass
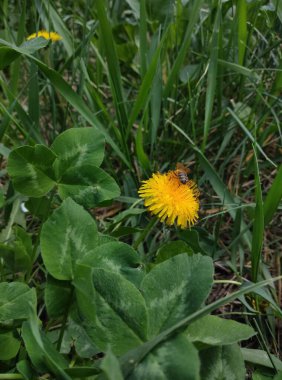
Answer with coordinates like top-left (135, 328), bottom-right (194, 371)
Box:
top-left (0, 0), bottom-right (281, 378)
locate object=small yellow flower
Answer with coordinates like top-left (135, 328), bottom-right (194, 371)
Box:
top-left (138, 171), bottom-right (200, 229)
top-left (27, 30), bottom-right (62, 42)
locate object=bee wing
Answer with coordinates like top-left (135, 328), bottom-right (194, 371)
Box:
top-left (176, 162), bottom-right (191, 174)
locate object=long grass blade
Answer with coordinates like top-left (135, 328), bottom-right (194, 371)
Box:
top-left (264, 164), bottom-right (282, 226)
top-left (128, 27), bottom-right (168, 132)
top-left (228, 107), bottom-right (276, 168)
top-left (95, 0), bottom-right (128, 133)
top-left (202, 3), bottom-right (221, 151)
top-left (164, 0), bottom-right (204, 97)
top-left (28, 61), bottom-right (40, 130)
top-left (251, 147), bottom-right (264, 282)
top-left (237, 0), bottom-right (247, 66)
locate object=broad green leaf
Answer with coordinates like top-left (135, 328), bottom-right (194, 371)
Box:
top-left (0, 36), bottom-right (48, 69)
top-left (242, 348), bottom-right (282, 371)
top-left (97, 233), bottom-right (117, 245)
top-left (0, 332), bottom-right (21, 360)
top-left (65, 367), bottom-right (100, 377)
top-left (25, 196), bottom-right (51, 221)
top-left (200, 344), bottom-right (245, 380)
top-left (61, 312), bottom-right (99, 358)
top-left (0, 47), bottom-right (20, 69)
top-left (19, 37), bottom-right (49, 53)
top-left (185, 315), bottom-right (256, 346)
top-left (0, 282), bottom-right (36, 321)
top-left (252, 372), bottom-right (275, 380)
top-left (51, 127), bottom-right (105, 178)
top-left (178, 229), bottom-right (210, 256)
top-left (41, 198), bottom-right (98, 280)
top-left (0, 226), bottom-right (33, 272)
top-left (141, 253), bottom-right (213, 337)
top-left (120, 277), bottom-right (282, 378)
top-left (78, 241), bottom-right (144, 286)
top-left (7, 145), bottom-right (56, 197)
top-left (45, 275), bottom-right (73, 319)
top-left (74, 265), bottom-right (148, 355)
top-left (99, 347), bottom-right (124, 380)
top-left (16, 360), bottom-right (36, 380)
top-left (57, 165), bottom-right (120, 208)
top-left (155, 240), bottom-right (193, 264)
top-left (253, 371), bottom-right (282, 380)
top-left (22, 312), bottom-right (71, 379)
top-left (128, 334), bottom-right (200, 380)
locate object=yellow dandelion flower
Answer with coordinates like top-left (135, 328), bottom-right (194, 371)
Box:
top-left (27, 30), bottom-right (62, 42)
top-left (138, 170), bottom-right (200, 229)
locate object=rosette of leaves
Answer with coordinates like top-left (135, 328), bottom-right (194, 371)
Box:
top-left (28, 198), bottom-right (258, 380)
top-left (7, 127), bottom-right (120, 208)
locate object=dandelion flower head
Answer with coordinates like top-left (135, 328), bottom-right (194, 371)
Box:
top-left (27, 30), bottom-right (62, 42)
top-left (138, 169), bottom-right (200, 229)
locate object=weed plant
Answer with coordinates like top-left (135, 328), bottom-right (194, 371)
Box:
top-left (0, 0), bottom-right (282, 379)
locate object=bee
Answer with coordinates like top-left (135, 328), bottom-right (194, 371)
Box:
top-left (174, 162), bottom-right (191, 184)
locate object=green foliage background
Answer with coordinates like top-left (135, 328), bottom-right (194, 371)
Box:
top-left (0, 0), bottom-right (281, 379)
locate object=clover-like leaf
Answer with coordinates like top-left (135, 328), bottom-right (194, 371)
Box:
top-left (7, 145), bottom-right (56, 197)
top-left (41, 198), bottom-right (98, 280)
top-left (51, 127), bottom-right (104, 178)
top-left (57, 165), bottom-right (120, 207)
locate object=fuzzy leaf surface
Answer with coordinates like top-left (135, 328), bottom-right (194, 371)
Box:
top-left (141, 253), bottom-right (214, 337)
top-left (7, 145), bottom-right (56, 197)
top-left (41, 198), bottom-right (98, 280)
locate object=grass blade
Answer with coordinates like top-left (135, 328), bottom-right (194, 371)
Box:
top-left (128, 27), bottom-right (168, 132)
top-left (95, 0), bottom-right (128, 133)
top-left (202, 4), bottom-right (221, 151)
top-left (164, 0), bottom-right (204, 97)
top-left (264, 164), bottom-right (282, 226)
top-left (28, 61), bottom-right (40, 130)
top-left (237, 0), bottom-right (247, 66)
top-left (139, 0), bottom-right (147, 79)
top-left (228, 107), bottom-right (276, 168)
top-left (251, 147), bottom-right (264, 282)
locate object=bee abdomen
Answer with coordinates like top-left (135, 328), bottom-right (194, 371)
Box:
top-left (178, 172), bottom-right (189, 184)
